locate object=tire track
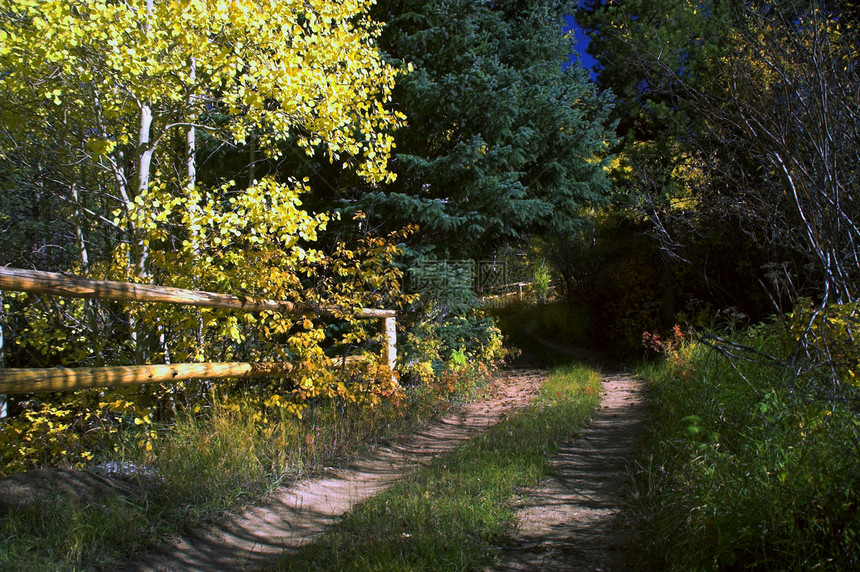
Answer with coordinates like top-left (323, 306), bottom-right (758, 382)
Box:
top-left (491, 371), bottom-right (646, 571)
top-left (126, 367), bottom-right (547, 572)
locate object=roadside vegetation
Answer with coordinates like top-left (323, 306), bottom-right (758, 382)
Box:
top-left (275, 363), bottom-right (602, 572)
top-left (632, 322), bottom-right (859, 570)
top-left (0, 358), bottom-right (498, 571)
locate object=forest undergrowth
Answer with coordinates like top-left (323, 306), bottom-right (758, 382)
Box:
top-left (632, 323), bottom-right (859, 570)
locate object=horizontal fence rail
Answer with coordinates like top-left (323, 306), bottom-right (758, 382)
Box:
top-left (0, 267), bottom-right (395, 395)
top-left (0, 267), bottom-right (395, 318)
top-left (0, 357), bottom-right (363, 394)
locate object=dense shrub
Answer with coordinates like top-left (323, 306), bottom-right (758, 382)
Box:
top-left (633, 323), bottom-right (859, 570)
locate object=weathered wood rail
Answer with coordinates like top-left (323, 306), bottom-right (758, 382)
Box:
top-left (0, 267), bottom-right (396, 395)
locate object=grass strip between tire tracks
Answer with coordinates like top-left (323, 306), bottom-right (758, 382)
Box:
top-left (274, 363), bottom-right (603, 572)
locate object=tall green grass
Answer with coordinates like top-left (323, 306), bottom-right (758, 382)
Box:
top-left (1, 491), bottom-right (158, 571)
top-left (275, 363), bottom-right (603, 571)
top-left (632, 324), bottom-right (859, 570)
top-left (0, 366), bottom-right (490, 571)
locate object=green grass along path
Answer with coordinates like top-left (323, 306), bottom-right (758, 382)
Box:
top-left (129, 367), bottom-right (548, 571)
top-left (128, 365), bottom-right (645, 571)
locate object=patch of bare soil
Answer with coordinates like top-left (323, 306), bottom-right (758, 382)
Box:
top-left (490, 371), bottom-right (646, 571)
top-left (125, 367), bottom-right (547, 571)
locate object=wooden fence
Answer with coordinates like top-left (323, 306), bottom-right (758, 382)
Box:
top-left (481, 281), bottom-right (558, 307)
top-left (0, 267), bottom-right (396, 396)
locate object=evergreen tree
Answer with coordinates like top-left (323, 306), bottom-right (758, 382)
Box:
top-left (346, 0), bottom-right (614, 258)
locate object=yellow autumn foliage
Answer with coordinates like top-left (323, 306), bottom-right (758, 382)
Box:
top-left (0, 0), bottom-right (416, 473)
top-left (0, 0), bottom-right (404, 182)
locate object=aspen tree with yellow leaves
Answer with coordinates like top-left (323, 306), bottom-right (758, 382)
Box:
top-left (1, 0), bottom-right (403, 276)
top-left (0, 0), bottom-right (405, 352)
top-left (0, 0), bottom-right (416, 469)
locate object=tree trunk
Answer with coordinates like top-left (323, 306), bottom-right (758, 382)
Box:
top-left (0, 291), bottom-right (6, 419)
top-left (249, 132), bottom-right (256, 183)
top-left (186, 56), bottom-right (197, 188)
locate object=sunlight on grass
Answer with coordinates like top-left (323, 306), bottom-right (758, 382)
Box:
top-left (631, 325), bottom-right (860, 570)
top-left (275, 364), bottom-right (602, 571)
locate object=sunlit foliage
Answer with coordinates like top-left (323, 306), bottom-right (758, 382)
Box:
top-left (0, 0), bottom-right (413, 473)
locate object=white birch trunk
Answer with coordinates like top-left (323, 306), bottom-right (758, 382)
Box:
top-left (249, 134), bottom-right (256, 183)
top-left (187, 56), bottom-right (197, 188)
top-left (133, 0), bottom-right (156, 365)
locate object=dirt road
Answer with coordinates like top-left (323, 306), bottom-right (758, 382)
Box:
top-left (128, 360), bottom-right (646, 571)
top-left (491, 372), bottom-right (646, 571)
top-left (128, 367), bottom-right (547, 571)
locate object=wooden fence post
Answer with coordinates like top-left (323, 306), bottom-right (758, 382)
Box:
top-left (383, 316), bottom-right (397, 374)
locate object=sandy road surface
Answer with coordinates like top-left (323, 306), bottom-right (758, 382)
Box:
top-left (127, 367), bottom-right (547, 571)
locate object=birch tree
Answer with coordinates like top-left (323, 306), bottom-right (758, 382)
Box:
top-left (1, 0), bottom-right (403, 270)
top-left (1, 0), bottom-right (406, 362)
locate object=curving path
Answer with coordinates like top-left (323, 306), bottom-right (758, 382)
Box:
top-left (125, 367), bottom-right (547, 571)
